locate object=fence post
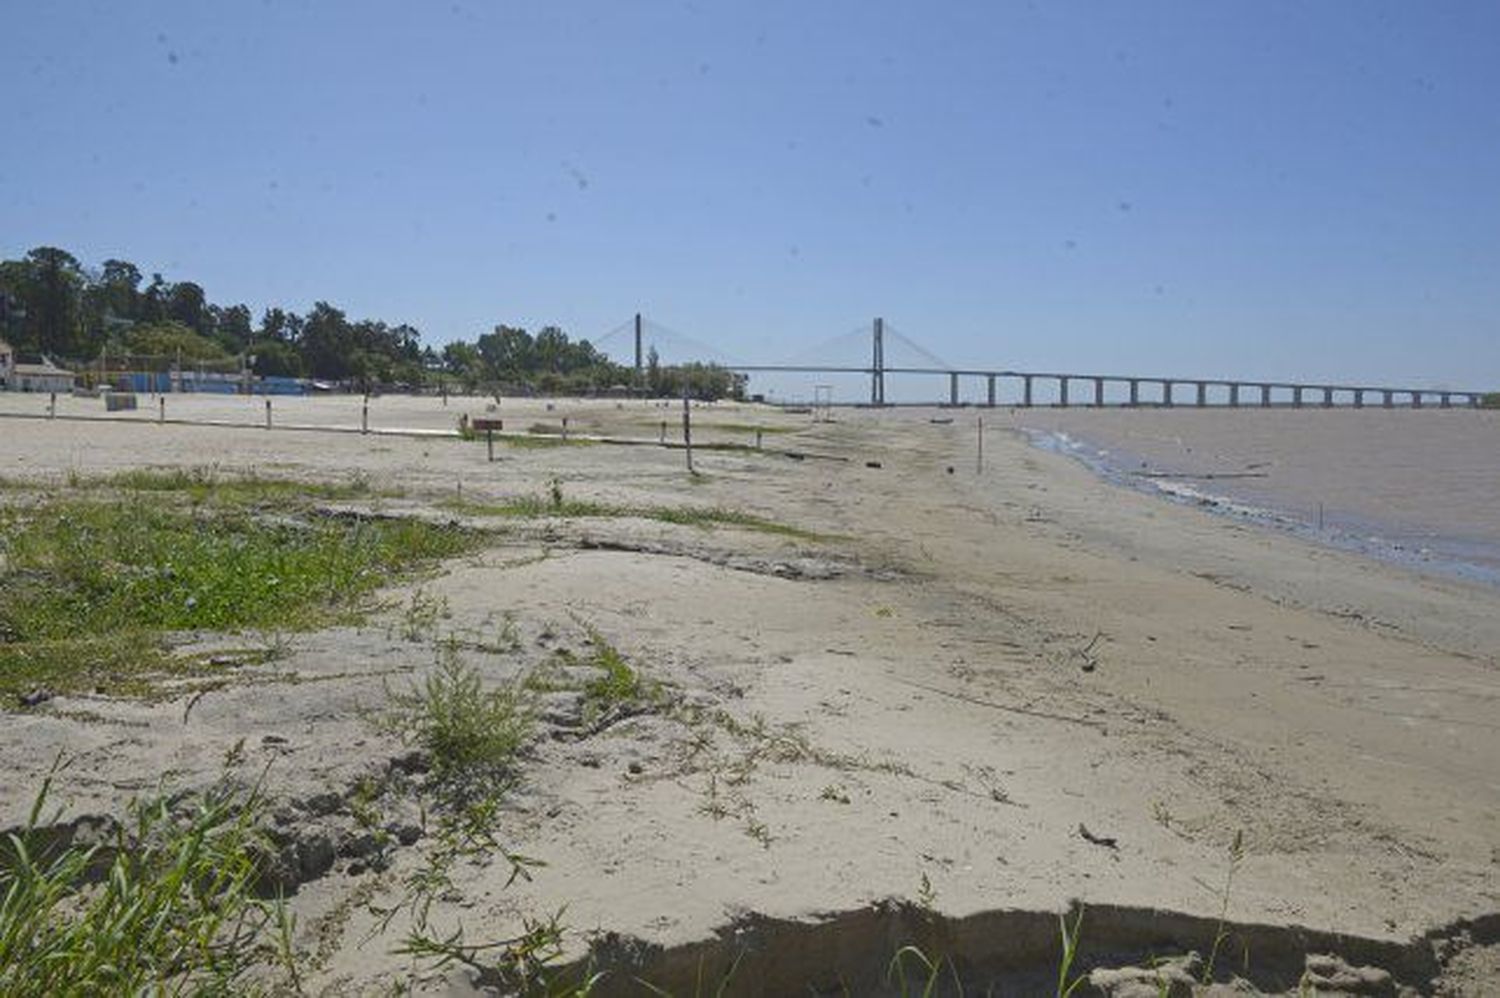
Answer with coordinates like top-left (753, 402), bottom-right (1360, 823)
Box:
top-left (362, 397), bottom-right (369, 434)
top-left (682, 395), bottom-right (694, 474)
top-left (977, 417), bottom-right (983, 473)
top-left (756, 429), bottom-right (763, 450)
top-left (265, 399), bottom-right (272, 430)
top-left (659, 420), bottom-right (666, 445)
top-left (486, 427), bottom-right (494, 462)
top-left (159, 397), bottom-right (165, 424)
top-left (49, 392), bottom-right (56, 419)
top-left (561, 416), bottom-right (568, 442)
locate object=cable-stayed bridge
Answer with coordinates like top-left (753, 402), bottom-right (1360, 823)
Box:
top-left (593, 315), bottom-right (1488, 409)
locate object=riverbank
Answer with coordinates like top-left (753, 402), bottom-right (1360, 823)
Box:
top-left (1, 396), bottom-right (1496, 993)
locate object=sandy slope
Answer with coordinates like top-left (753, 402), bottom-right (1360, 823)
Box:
top-left (1, 396), bottom-right (1496, 993)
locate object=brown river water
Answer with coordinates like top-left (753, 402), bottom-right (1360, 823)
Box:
top-left (1001, 407), bottom-right (1500, 586)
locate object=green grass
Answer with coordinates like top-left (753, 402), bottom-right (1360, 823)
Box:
top-left (702, 423), bottom-right (802, 436)
top-left (0, 466), bottom-right (401, 506)
top-left (497, 433), bottom-right (597, 449)
top-left (0, 496), bottom-right (481, 702)
top-left (443, 492), bottom-right (823, 541)
top-left (0, 770), bottom-right (294, 995)
top-left (581, 626), bottom-right (653, 721)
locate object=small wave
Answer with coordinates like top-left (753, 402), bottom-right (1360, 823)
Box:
top-left (1018, 426), bottom-right (1500, 589)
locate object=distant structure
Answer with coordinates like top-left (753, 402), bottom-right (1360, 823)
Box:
top-left (0, 339), bottom-right (74, 393)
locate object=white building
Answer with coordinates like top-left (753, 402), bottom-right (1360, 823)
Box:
top-left (0, 342), bottom-right (74, 393)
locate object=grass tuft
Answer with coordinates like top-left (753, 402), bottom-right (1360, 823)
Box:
top-left (380, 641), bottom-right (531, 787)
top-left (0, 767), bottom-right (291, 995)
top-left (444, 490), bottom-right (824, 541)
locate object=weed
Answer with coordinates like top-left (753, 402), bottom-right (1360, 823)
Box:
top-left (820, 784), bottom-right (851, 805)
top-left (442, 492), bottom-right (825, 541)
top-left (916, 871), bottom-right (938, 911)
top-left (743, 817), bottom-right (772, 849)
top-left (0, 765), bottom-right (292, 995)
top-left (887, 945), bottom-right (956, 998)
top-left (1057, 905), bottom-right (1088, 997)
top-left (379, 641), bottom-right (531, 788)
top-left (549, 477), bottom-right (564, 510)
top-left (398, 589), bottom-right (450, 643)
top-left (580, 625), bottom-right (652, 722)
top-left (1202, 829), bottom-right (1246, 983)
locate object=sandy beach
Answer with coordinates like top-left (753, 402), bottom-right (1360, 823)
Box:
top-left (1, 394), bottom-right (1497, 994)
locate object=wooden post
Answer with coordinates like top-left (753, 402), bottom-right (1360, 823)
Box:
top-left (659, 420), bottom-right (666, 445)
top-left (48, 392), bottom-right (55, 418)
top-left (755, 429), bottom-right (763, 450)
top-left (486, 427), bottom-right (494, 462)
top-left (682, 395), bottom-right (694, 474)
top-left (362, 399), bottom-right (369, 434)
top-left (976, 417), bottom-right (983, 474)
top-left (561, 416), bottom-right (568, 441)
top-left (265, 399), bottom-right (272, 429)
top-left (159, 397), bottom-right (165, 424)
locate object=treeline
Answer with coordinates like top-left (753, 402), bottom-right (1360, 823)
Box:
top-left (0, 246), bottom-right (744, 399)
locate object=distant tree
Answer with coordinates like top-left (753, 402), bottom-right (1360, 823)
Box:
top-left (167, 281), bottom-right (211, 334)
top-left (250, 339), bottom-right (304, 377)
top-left (211, 304), bottom-right (253, 351)
top-left (299, 301), bottom-right (353, 380)
top-left (22, 247), bottom-right (86, 356)
top-left (646, 345), bottom-right (661, 393)
top-left (96, 258), bottom-right (143, 322)
top-left (476, 325), bottom-right (533, 378)
top-left (258, 307), bottom-right (296, 344)
top-left (124, 321), bottom-right (231, 362)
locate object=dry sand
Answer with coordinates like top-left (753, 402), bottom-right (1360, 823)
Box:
top-left (1, 394), bottom-right (1497, 994)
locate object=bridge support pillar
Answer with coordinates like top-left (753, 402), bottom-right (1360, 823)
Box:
top-left (1322, 387), bottom-right (1333, 407)
top-left (1383, 390), bottom-right (1394, 408)
top-left (1196, 382), bottom-right (1207, 407)
top-left (1059, 377), bottom-right (1069, 407)
top-left (1094, 377), bottom-right (1104, 407)
top-left (1354, 389), bottom-right (1364, 408)
top-left (1129, 379), bottom-right (1139, 406)
top-left (1228, 384), bottom-right (1239, 407)
top-left (986, 374), bottom-right (996, 407)
top-left (949, 372), bottom-right (959, 407)
top-left (1293, 386), bottom-right (1304, 408)
top-left (871, 317), bottom-right (885, 406)
top-left (1023, 375), bottom-right (1033, 407)
top-left (1163, 380), bottom-right (1174, 407)
top-left (1412, 392), bottom-right (1422, 409)
top-left (1441, 393), bottom-right (1452, 408)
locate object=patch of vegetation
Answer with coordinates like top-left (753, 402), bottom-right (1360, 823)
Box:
top-left (581, 625), bottom-right (655, 723)
top-left (443, 488), bottom-right (824, 541)
top-left (1480, 392), bottom-right (1500, 409)
top-left (379, 641), bottom-right (532, 787)
top-left (0, 496), bottom-right (479, 702)
top-left (0, 768), bottom-right (296, 995)
top-left (706, 423), bottom-right (802, 436)
top-left (30, 466), bottom-right (400, 506)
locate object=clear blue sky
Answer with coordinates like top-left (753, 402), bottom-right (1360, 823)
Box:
top-left (5, 1), bottom-right (1498, 395)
